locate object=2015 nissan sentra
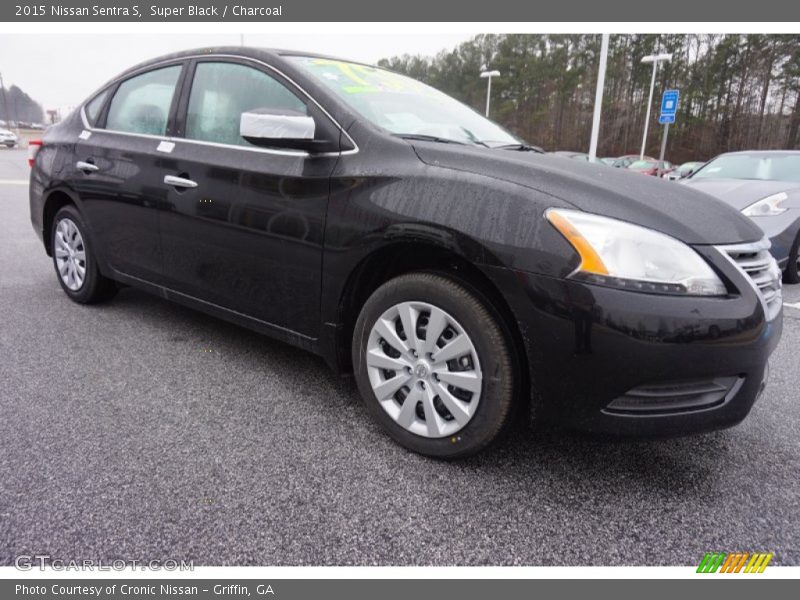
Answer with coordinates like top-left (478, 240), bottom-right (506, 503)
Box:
top-left (29, 48), bottom-right (783, 458)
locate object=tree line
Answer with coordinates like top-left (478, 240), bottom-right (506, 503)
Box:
top-left (0, 83), bottom-right (45, 127)
top-left (378, 34), bottom-right (800, 163)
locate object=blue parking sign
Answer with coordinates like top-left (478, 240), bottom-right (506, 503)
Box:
top-left (658, 114), bottom-right (675, 124)
top-left (660, 89), bottom-right (679, 117)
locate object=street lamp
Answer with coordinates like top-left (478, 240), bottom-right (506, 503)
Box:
top-left (639, 52), bottom-right (672, 159)
top-left (480, 69), bottom-right (500, 117)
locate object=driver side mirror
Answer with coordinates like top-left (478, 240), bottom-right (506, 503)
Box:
top-left (240, 108), bottom-right (338, 153)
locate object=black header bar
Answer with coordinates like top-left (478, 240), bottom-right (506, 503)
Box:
top-left (3, 0), bottom-right (799, 22)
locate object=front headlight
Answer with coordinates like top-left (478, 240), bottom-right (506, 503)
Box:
top-left (741, 192), bottom-right (788, 217)
top-left (546, 208), bottom-right (726, 296)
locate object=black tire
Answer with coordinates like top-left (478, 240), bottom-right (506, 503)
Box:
top-left (783, 232), bottom-right (800, 284)
top-left (352, 272), bottom-right (516, 459)
top-left (51, 205), bottom-right (118, 304)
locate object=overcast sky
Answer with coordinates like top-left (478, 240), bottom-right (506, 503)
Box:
top-left (0, 33), bottom-right (473, 115)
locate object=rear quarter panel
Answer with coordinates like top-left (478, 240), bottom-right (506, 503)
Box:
top-left (29, 112), bottom-right (83, 248)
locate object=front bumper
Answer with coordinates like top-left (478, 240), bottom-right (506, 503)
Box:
top-left (484, 252), bottom-right (783, 437)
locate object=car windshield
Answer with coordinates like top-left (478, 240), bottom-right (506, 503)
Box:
top-left (288, 56), bottom-right (521, 147)
top-left (692, 153), bottom-right (800, 182)
top-left (629, 160), bottom-right (656, 169)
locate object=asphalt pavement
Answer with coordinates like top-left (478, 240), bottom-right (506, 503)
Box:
top-left (1, 146), bottom-right (798, 566)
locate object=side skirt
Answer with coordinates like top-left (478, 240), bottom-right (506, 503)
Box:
top-left (111, 270), bottom-right (320, 355)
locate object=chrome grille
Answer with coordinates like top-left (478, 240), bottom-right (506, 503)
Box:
top-left (717, 239), bottom-right (782, 321)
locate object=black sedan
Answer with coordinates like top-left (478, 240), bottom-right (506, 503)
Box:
top-left (29, 47), bottom-right (782, 458)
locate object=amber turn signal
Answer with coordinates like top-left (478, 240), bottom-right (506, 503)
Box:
top-left (546, 209), bottom-right (609, 275)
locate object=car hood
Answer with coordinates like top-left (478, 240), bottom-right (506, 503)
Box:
top-left (682, 178), bottom-right (800, 211)
top-left (412, 144), bottom-right (763, 245)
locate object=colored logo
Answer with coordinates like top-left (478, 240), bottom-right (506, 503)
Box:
top-left (697, 552), bottom-right (773, 573)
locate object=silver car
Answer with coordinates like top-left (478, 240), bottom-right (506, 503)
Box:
top-left (0, 128), bottom-right (18, 148)
top-left (665, 161), bottom-right (704, 181)
top-left (684, 151), bottom-right (800, 283)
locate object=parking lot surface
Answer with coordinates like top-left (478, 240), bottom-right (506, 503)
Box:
top-left (1, 147), bottom-right (798, 565)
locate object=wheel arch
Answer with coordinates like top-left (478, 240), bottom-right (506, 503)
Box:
top-left (41, 187), bottom-right (82, 256)
top-left (331, 238), bottom-right (531, 415)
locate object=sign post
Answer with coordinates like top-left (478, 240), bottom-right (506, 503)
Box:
top-left (657, 89), bottom-right (679, 178)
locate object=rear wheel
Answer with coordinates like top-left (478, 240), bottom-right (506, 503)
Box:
top-left (352, 273), bottom-right (516, 458)
top-left (51, 205), bottom-right (117, 304)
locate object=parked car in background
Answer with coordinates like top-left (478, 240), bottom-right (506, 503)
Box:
top-left (552, 150), bottom-right (590, 161)
top-left (665, 161), bottom-right (705, 181)
top-left (612, 154), bottom-right (655, 168)
top-left (627, 159), bottom-right (674, 177)
top-left (684, 150), bottom-right (800, 283)
top-left (599, 157), bottom-right (617, 166)
top-left (29, 47), bottom-right (782, 457)
top-left (0, 128), bottom-right (19, 147)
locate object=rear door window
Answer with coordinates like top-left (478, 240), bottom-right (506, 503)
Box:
top-left (84, 89), bottom-right (109, 126)
top-left (105, 65), bottom-right (182, 136)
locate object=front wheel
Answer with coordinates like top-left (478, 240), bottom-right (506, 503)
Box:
top-left (784, 232), bottom-right (800, 284)
top-left (352, 273), bottom-right (516, 458)
top-left (51, 205), bottom-right (118, 304)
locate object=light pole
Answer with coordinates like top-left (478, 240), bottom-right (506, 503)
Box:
top-left (639, 52), bottom-right (672, 159)
top-left (588, 34), bottom-right (610, 163)
top-left (480, 70), bottom-right (500, 117)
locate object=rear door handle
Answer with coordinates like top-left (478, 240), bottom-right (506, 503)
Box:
top-left (164, 175), bottom-right (198, 189)
top-left (76, 161), bottom-right (99, 173)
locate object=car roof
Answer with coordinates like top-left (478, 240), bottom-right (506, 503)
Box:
top-left (116, 46), bottom-right (373, 79)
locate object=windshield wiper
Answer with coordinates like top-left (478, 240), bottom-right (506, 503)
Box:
top-left (459, 128), bottom-right (490, 148)
top-left (493, 143), bottom-right (545, 153)
top-left (394, 134), bottom-right (467, 145)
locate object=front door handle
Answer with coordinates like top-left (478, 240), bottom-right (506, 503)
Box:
top-left (76, 161), bottom-right (99, 173)
top-left (164, 175), bottom-right (198, 189)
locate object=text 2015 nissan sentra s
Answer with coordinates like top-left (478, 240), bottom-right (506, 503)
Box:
top-left (29, 48), bottom-right (783, 458)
